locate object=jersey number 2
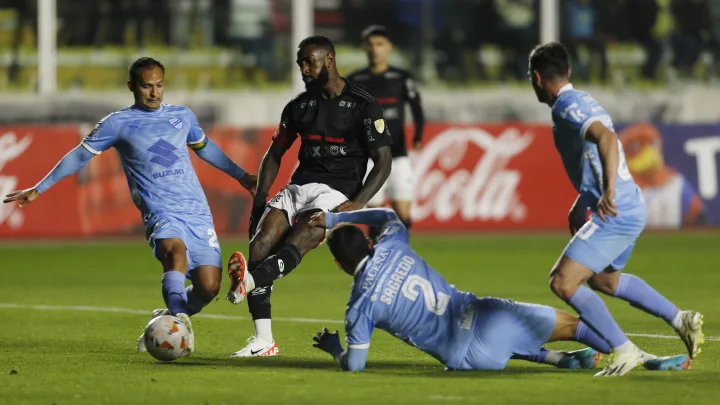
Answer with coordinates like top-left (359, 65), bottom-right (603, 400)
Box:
top-left (402, 275), bottom-right (450, 316)
top-left (207, 229), bottom-right (220, 248)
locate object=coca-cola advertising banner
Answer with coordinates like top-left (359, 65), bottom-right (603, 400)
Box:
top-left (618, 122), bottom-right (720, 228)
top-left (18, 122), bottom-right (718, 238)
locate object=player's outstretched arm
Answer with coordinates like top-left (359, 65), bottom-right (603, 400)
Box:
top-left (336, 145), bottom-right (392, 213)
top-left (192, 137), bottom-right (256, 196)
top-left (310, 208), bottom-right (408, 244)
top-left (248, 142), bottom-right (287, 237)
top-left (3, 145), bottom-right (96, 207)
top-left (584, 121), bottom-right (619, 221)
top-left (312, 328), bottom-right (369, 372)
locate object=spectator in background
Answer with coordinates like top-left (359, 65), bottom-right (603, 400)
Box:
top-left (494, 0), bottom-right (537, 80)
top-left (670, 0), bottom-right (712, 77)
top-left (227, 0), bottom-right (280, 83)
top-left (561, 0), bottom-right (607, 82)
top-left (627, 0), bottom-right (662, 80)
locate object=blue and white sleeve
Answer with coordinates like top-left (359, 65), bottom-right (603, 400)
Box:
top-left (185, 108), bottom-right (208, 150)
top-left (335, 308), bottom-right (375, 371)
top-left (325, 208), bottom-right (409, 244)
top-left (35, 145), bottom-right (96, 193)
top-left (81, 114), bottom-right (119, 155)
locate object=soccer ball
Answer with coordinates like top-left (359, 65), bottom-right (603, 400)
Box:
top-left (143, 315), bottom-right (191, 361)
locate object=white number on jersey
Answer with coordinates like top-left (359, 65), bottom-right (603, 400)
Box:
top-left (207, 228), bottom-right (220, 248)
top-left (617, 140), bottom-right (633, 181)
top-left (401, 275), bottom-right (450, 316)
top-left (569, 109), bottom-right (587, 123)
top-left (577, 221), bottom-right (600, 241)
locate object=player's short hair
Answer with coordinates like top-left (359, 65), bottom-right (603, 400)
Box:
top-left (298, 35), bottom-right (336, 55)
top-left (326, 224), bottom-right (371, 274)
top-left (529, 42), bottom-right (570, 80)
top-left (128, 57), bottom-right (165, 85)
top-left (361, 25), bottom-right (390, 42)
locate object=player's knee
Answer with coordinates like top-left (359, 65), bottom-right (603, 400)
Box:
top-left (549, 271), bottom-right (580, 300)
top-left (196, 278), bottom-right (220, 300)
top-left (158, 242), bottom-right (188, 271)
top-left (249, 233), bottom-right (274, 259)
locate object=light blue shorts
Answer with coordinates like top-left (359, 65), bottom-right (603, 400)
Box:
top-left (563, 204), bottom-right (647, 273)
top-left (457, 297), bottom-right (557, 370)
top-left (145, 213), bottom-right (222, 279)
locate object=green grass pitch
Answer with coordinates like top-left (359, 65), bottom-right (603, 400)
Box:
top-left (1, 233), bottom-right (719, 405)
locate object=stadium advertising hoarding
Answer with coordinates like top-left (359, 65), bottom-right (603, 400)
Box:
top-left (1, 123), bottom-right (717, 238)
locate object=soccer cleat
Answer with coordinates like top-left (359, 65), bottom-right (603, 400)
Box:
top-left (136, 308), bottom-right (171, 352)
top-left (644, 355), bottom-right (691, 371)
top-left (175, 313), bottom-right (194, 355)
top-left (674, 311), bottom-right (704, 359)
top-left (230, 336), bottom-right (279, 357)
top-left (556, 348), bottom-right (602, 369)
top-left (226, 251), bottom-right (250, 304)
top-left (594, 344), bottom-right (644, 377)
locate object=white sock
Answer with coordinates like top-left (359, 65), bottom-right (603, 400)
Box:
top-left (543, 350), bottom-right (565, 365)
top-left (246, 272), bottom-right (256, 292)
top-left (612, 340), bottom-right (635, 353)
top-left (671, 311), bottom-right (685, 330)
top-left (254, 319), bottom-right (273, 342)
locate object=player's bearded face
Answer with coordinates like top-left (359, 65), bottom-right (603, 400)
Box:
top-left (304, 64), bottom-right (330, 91)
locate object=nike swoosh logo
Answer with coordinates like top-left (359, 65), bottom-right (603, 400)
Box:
top-left (250, 349), bottom-right (264, 355)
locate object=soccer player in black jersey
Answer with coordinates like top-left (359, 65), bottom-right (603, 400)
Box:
top-left (348, 25), bottom-right (425, 238)
top-left (224, 36), bottom-right (393, 357)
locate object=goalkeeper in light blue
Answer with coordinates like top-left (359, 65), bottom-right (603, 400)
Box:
top-left (2, 57), bottom-right (257, 355)
top-left (308, 208), bottom-right (689, 374)
top-left (528, 42), bottom-right (703, 376)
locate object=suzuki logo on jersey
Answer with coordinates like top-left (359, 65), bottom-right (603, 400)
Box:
top-left (148, 139), bottom-right (180, 168)
top-left (168, 118), bottom-right (183, 129)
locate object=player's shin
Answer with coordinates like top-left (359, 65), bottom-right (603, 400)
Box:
top-left (612, 274), bottom-right (680, 325)
top-left (575, 321), bottom-right (611, 354)
top-left (250, 244), bottom-right (302, 286)
top-left (567, 285), bottom-right (629, 350)
top-left (161, 270), bottom-right (189, 315)
top-left (185, 285), bottom-right (208, 316)
top-left (248, 283), bottom-right (273, 342)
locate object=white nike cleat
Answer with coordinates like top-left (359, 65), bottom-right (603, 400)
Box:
top-left (674, 311), bottom-right (704, 359)
top-left (136, 308), bottom-right (170, 352)
top-left (230, 336), bottom-right (279, 357)
top-left (226, 251), bottom-right (253, 304)
top-left (175, 313), bottom-right (195, 355)
top-left (594, 344), bottom-right (644, 377)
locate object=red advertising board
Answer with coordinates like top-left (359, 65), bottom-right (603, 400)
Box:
top-left (0, 123), bottom-right (576, 239)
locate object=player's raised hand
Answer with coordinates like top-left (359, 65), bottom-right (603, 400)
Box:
top-left (312, 328), bottom-right (343, 355)
top-left (3, 188), bottom-right (39, 208)
top-left (597, 190), bottom-right (618, 222)
top-left (332, 200), bottom-right (364, 213)
top-left (239, 173), bottom-right (257, 197)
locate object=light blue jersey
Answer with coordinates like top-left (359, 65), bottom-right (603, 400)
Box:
top-left (551, 84), bottom-right (642, 211)
top-left (81, 104), bottom-right (211, 220)
top-left (323, 209), bottom-right (557, 371)
top-left (552, 84), bottom-right (647, 272)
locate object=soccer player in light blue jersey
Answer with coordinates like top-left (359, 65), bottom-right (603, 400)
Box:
top-left (3, 57), bottom-right (257, 355)
top-left (528, 42), bottom-right (703, 376)
top-left (306, 208), bottom-right (689, 374)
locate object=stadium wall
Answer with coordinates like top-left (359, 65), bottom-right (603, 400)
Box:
top-left (1, 122), bottom-right (717, 239)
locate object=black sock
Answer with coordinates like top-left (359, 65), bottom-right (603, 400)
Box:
top-left (250, 244), bottom-right (302, 286)
top-left (248, 260), bottom-right (263, 271)
top-left (247, 283), bottom-right (272, 320)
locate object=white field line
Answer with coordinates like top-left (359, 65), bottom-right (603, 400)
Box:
top-left (0, 303), bottom-right (717, 341)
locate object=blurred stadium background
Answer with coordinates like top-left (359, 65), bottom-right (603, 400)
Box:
top-left (0, 0), bottom-right (718, 236)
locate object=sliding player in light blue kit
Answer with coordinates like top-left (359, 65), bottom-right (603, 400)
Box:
top-left (528, 42), bottom-right (703, 376)
top-left (307, 208), bottom-right (689, 373)
top-left (3, 57), bottom-right (257, 355)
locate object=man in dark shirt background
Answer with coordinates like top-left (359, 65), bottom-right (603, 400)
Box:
top-left (348, 25), bottom-right (425, 239)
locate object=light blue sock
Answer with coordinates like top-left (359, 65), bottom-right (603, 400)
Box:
top-left (575, 321), bottom-right (611, 354)
top-left (613, 274), bottom-right (680, 325)
top-left (162, 270), bottom-right (188, 316)
top-left (567, 285), bottom-right (628, 349)
top-left (185, 285), bottom-right (208, 316)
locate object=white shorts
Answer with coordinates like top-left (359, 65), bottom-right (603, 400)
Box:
top-left (366, 156), bottom-right (415, 206)
top-left (266, 183), bottom-right (348, 224)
